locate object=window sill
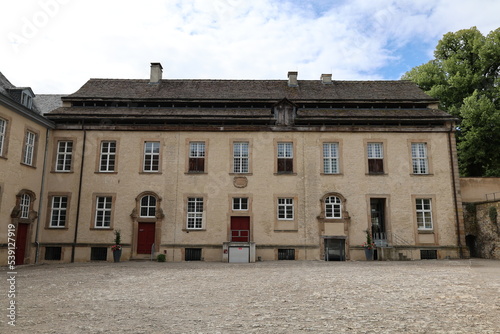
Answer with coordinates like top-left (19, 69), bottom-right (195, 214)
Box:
top-left (52, 170), bottom-right (74, 174)
top-left (366, 172), bottom-right (387, 176)
top-left (45, 227), bottom-right (69, 230)
top-left (320, 173), bottom-right (343, 176)
top-left (139, 171), bottom-right (162, 175)
top-left (274, 172), bottom-right (297, 176)
top-left (20, 162), bottom-right (36, 169)
top-left (229, 173), bottom-right (253, 176)
top-left (90, 227), bottom-right (113, 230)
top-left (411, 173), bottom-right (434, 176)
top-left (274, 229), bottom-right (298, 232)
top-left (185, 172), bottom-right (207, 175)
top-left (95, 171), bottom-right (118, 174)
top-left (183, 229), bottom-right (206, 232)
top-left (418, 230), bottom-right (434, 234)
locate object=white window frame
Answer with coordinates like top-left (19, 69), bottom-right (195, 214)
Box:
top-left (23, 131), bottom-right (36, 165)
top-left (233, 142), bottom-right (249, 173)
top-left (50, 196), bottom-right (67, 228)
top-left (323, 142), bottom-right (339, 174)
top-left (55, 141), bottom-right (73, 172)
top-left (325, 196), bottom-right (342, 219)
top-left (277, 142), bottom-right (293, 173)
top-left (367, 142), bottom-right (384, 174)
top-left (416, 198), bottom-right (433, 230)
top-left (412, 143), bottom-right (429, 174)
top-left (143, 141), bottom-right (160, 172)
top-left (20, 193), bottom-right (31, 219)
top-left (21, 91), bottom-right (33, 109)
top-left (277, 198), bottom-right (294, 220)
top-left (94, 196), bottom-right (112, 228)
top-left (232, 197), bottom-right (248, 211)
top-left (100, 141), bottom-right (116, 172)
top-left (187, 197), bottom-right (204, 229)
top-left (140, 195), bottom-right (157, 218)
top-left (188, 141), bottom-right (206, 172)
top-left (0, 118), bottom-right (6, 157)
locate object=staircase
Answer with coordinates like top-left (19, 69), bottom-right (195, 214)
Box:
top-left (374, 232), bottom-right (414, 261)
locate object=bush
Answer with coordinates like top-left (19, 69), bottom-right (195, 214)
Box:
top-left (156, 254), bottom-right (166, 262)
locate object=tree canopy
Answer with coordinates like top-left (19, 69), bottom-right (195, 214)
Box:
top-left (402, 27), bottom-right (500, 177)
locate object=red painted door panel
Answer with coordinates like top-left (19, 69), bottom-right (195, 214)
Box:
top-left (137, 223), bottom-right (155, 254)
top-left (15, 223), bottom-right (29, 265)
top-left (230, 217), bottom-right (250, 242)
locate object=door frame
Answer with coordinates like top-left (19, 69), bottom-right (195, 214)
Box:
top-left (137, 222), bottom-right (156, 254)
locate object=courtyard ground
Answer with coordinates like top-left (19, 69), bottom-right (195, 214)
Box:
top-left (1, 259), bottom-right (500, 333)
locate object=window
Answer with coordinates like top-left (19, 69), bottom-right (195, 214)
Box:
top-left (56, 141), bottom-right (73, 172)
top-left (367, 142), bottom-right (384, 174)
top-left (187, 197), bottom-right (204, 229)
top-left (140, 195), bottom-right (157, 218)
top-left (277, 198), bottom-right (294, 220)
top-left (44, 247), bottom-right (62, 261)
top-left (325, 196), bottom-right (342, 219)
top-left (90, 247), bottom-right (107, 261)
top-left (95, 196), bottom-right (112, 228)
top-left (189, 142), bottom-right (205, 172)
top-left (20, 193), bottom-right (31, 219)
top-left (23, 131), bottom-right (36, 166)
top-left (232, 197), bottom-right (248, 211)
top-left (233, 142), bottom-right (249, 173)
top-left (416, 198), bottom-right (433, 230)
top-left (143, 141), bottom-right (160, 172)
top-left (185, 248), bottom-right (202, 261)
top-left (412, 143), bottom-right (428, 174)
top-left (278, 249), bottom-right (295, 260)
top-left (50, 196), bottom-right (67, 227)
top-left (277, 142), bottom-right (293, 173)
top-left (0, 118), bottom-right (6, 156)
top-left (323, 142), bottom-right (339, 174)
top-left (100, 141), bottom-right (116, 172)
top-left (21, 91), bottom-right (33, 109)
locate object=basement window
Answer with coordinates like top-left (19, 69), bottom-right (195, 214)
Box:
top-left (44, 247), bottom-right (62, 261)
top-left (420, 250), bottom-right (437, 260)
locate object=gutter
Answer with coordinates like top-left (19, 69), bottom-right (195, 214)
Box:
top-left (71, 123), bottom-right (86, 262)
top-left (34, 127), bottom-right (50, 263)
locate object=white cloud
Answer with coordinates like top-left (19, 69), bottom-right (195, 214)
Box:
top-left (0, 0), bottom-right (498, 93)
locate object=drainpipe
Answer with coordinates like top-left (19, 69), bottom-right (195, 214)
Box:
top-left (448, 123), bottom-right (463, 258)
top-left (34, 128), bottom-right (50, 263)
top-left (71, 124), bottom-right (86, 262)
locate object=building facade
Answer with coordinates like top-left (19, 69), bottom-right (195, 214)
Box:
top-left (0, 64), bottom-right (467, 264)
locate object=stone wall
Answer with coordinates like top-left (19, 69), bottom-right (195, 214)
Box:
top-left (463, 201), bottom-right (500, 259)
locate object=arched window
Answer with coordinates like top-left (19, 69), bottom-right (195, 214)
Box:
top-left (140, 195), bottom-right (157, 218)
top-left (325, 196), bottom-right (342, 219)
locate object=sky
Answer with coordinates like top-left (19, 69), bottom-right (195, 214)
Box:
top-left (1, 0), bottom-right (499, 94)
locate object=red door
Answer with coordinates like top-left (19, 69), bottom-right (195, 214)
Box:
top-left (137, 223), bottom-right (155, 254)
top-left (15, 223), bottom-right (29, 265)
top-left (231, 217), bottom-right (250, 242)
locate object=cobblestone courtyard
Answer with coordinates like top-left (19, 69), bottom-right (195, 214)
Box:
top-left (2, 259), bottom-right (500, 333)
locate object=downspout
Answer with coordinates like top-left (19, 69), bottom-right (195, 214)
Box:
top-left (71, 124), bottom-right (86, 263)
top-left (448, 123), bottom-right (463, 258)
top-left (34, 128), bottom-right (51, 263)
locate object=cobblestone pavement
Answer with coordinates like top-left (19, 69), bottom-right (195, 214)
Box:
top-left (2, 259), bottom-right (500, 333)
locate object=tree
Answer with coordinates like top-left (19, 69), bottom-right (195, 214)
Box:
top-left (402, 27), bottom-right (500, 176)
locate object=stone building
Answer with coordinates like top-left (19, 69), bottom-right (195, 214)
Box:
top-left (0, 64), bottom-right (467, 264)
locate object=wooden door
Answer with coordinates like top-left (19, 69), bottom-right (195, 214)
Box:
top-left (137, 223), bottom-right (155, 254)
top-left (15, 223), bottom-right (29, 265)
top-left (231, 216), bottom-right (250, 242)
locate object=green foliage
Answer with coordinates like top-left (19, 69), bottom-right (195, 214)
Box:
top-left (156, 254), bottom-right (166, 262)
top-left (402, 27), bottom-right (500, 176)
top-left (114, 230), bottom-right (121, 245)
top-left (489, 206), bottom-right (498, 223)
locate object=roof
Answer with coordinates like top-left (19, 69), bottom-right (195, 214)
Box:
top-left (63, 79), bottom-right (436, 102)
top-left (34, 94), bottom-right (66, 114)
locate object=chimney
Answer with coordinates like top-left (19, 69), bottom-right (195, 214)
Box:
top-left (287, 71), bottom-right (298, 87)
top-left (150, 62), bottom-right (163, 84)
top-left (320, 73), bottom-right (332, 84)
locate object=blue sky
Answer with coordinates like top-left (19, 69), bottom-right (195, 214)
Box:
top-left (1, 0), bottom-right (499, 94)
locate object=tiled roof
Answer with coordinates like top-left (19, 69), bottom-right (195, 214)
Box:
top-left (64, 79), bottom-right (435, 102)
top-left (34, 94), bottom-right (66, 114)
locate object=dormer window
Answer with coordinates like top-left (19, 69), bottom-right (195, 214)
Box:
top-left (21, 90), bottom-right (33, 109)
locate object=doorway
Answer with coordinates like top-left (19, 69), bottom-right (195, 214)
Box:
top-left (137, 223), bottom-right (155, 254)
top-left (370, 198), bottom-right (387, 245)
top-left (230, 216), bottom-right (250, 242)
top-left (15, 223), bottom-right (29, 265)
top-left (324, 238), bottom-right (345, 261)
